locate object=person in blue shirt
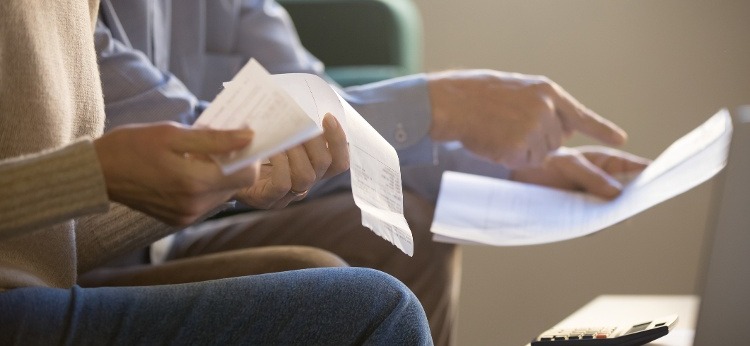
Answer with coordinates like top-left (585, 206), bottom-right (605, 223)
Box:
top-left (84, 1), bottom-right (651, 345)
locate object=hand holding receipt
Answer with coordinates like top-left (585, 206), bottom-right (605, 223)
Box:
top-left (194, 59), bottom-right (414, 256)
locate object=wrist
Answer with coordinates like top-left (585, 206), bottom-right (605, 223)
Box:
top-left (93, 132), bottom-right (125, 202)
top-left (426, 72), bottom-right (465, 142)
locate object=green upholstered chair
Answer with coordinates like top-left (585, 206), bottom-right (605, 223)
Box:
top-left (278, 0), bottom-right (423, 87)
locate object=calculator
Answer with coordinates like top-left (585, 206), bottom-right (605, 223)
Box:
top-left (530, 314), bottom-right (678, 346)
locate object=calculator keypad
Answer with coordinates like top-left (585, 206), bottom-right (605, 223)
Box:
top-left (538, 326), bottom-right (617, 341)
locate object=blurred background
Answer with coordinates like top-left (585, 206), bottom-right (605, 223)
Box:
top-left (406, 0), bottom-right (750, 344)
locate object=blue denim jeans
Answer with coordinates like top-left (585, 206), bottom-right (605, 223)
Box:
top-left (0, 267), bottom-right (432, 345)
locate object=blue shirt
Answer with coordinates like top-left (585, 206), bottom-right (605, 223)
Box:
top-left (96, 0), bottom-right (509, 201)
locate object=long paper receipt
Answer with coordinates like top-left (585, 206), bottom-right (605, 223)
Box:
top-left (431, 109), bottom-right (733, 246)
top-left (195, 59), bottom-right (414, 255)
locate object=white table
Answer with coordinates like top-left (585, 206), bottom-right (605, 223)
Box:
top-left (524, 295), bottom-right (700, 346)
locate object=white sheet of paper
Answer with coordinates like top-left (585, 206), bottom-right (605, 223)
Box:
top-left (274, 73), bottom-right (414, 256)
top-left (343, 100), bottom-right (414, 255)
top-left (270, 74), bottom-right (347, 129)
top-left (195, 60), bottom-right (414, 255)
top-left (431, 109), bottom-right (733, 246)
top-left (194, 60), bottom-right (322, 174)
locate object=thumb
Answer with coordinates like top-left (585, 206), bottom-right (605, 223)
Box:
top-left (173, 128), bottom-right (254, 155)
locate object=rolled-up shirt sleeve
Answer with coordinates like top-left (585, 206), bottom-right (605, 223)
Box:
top-left (94, 20), bottom-right (204, 130)
top-left (320, 75), bottom-right (511, 201)
top-left (340, 75), bottom-right (510, 183)
top-left (341, 74), bottom-right (432, 153)
top-left (95, 0), bottom-right (511, 202)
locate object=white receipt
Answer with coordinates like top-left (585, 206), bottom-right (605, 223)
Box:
top-left (274, 73), bottom-right (413, 255)
top-left (431, 109), bottom-right (733, 246)
top-left (343, 100), bottom-right (414, 255)
top-left (195, 59), bottom-right (414, 255)
top-left (194, 60), bottom-right (322, 174)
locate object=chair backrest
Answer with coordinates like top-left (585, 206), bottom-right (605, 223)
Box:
top-left (279, 0), bottom-right (423, 86)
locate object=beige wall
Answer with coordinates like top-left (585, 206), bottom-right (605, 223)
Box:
top-left (409, 0), bottom-right (750, 345)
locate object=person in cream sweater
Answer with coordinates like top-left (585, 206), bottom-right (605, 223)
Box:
top-left (0, 1), bottom-right (433, 344)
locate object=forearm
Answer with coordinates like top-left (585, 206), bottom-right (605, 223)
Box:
top-left (316, 75), bottom-right (514, 200)
top-left (0, 140), bottom-right (109, 241)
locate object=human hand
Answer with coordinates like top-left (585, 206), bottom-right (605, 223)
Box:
top-left (510, 146), bottom-right (651, 199)
top-left (94, 122), bottom-right (260, 226)
top-left (427, 70), bottom-right (627, 168)
top-left (234, 114), bottom-right (349, 209)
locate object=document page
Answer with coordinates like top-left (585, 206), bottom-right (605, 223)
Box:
top-left (431, 109), bottom-right (733, 246)
top-left (195, 60), bottom-right (414, 255)
top-left (273, 73), bottom-right (414, 255)
top-left (194, 60), bottom-right (322, 174)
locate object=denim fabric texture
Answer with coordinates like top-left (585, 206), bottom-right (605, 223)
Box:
top-left (0, 267), bottom-right (432, 345)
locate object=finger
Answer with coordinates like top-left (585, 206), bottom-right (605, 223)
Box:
top-left (580, 148), bottom-right (651, 174)
top-left (266, 151), bottom-right (309, 207)
top-left (502, 144), bottom-right (532, 169)
top-left (173, 150), bottom-right (259, 192)
top-left (553, 153), bottom-right (623, 199)
top-left (172, 127), bottom-right (254, 155)
top-left (525, 131), bottom-right (548, 167)
top-left (527, 105), bottom-right (564, 166)
top-left (241, 154), bottom-right (296, 209)
top-left (302, 134), bottom-right (333, 179)
top-left (606, 152), bottom-right (651, 173)
top-left (539, 99), bottom-right (565, 152)
top-left (286, 145), bottom-right (316, 194)
top-left (267, 152), bottom-right (294, 198)
top-left (321, 114), bottom-right (349, 179)
top-left (215, 160), bottom-right (260, 191)
top-left (550, 88), bottom-right (627, 146)
top-left (615, 156), bottom-right (651, 173)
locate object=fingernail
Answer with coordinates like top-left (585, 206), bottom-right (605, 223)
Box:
top-left (613, 128), bottom-right (628, 145)
top-left (619, 130), bottom-right (628, 142)
top-left (324, 114), bottom-right (338, 129)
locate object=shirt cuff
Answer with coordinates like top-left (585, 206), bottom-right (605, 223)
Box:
top-left (342, 73), bottom-right (432, 151)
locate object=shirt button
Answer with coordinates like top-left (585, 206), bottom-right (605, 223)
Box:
top-left (395, 123), bottom-right (407, 144)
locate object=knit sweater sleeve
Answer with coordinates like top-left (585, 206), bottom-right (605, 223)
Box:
top-left (75, 203), bottom-right (176, 273)
top-left (0, 139), bottom-right (110, 241)
top-left (75, 199), bottom-right (236, 273)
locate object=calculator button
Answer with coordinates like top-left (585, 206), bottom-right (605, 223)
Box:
top-left (595, 333), bottom-right (609, 339)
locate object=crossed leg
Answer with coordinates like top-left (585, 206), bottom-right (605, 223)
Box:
top-left (79, 190), bottom-right (460, 346)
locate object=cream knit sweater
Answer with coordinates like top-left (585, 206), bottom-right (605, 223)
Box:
top-left (0, 0), bottom-right (174, 290)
